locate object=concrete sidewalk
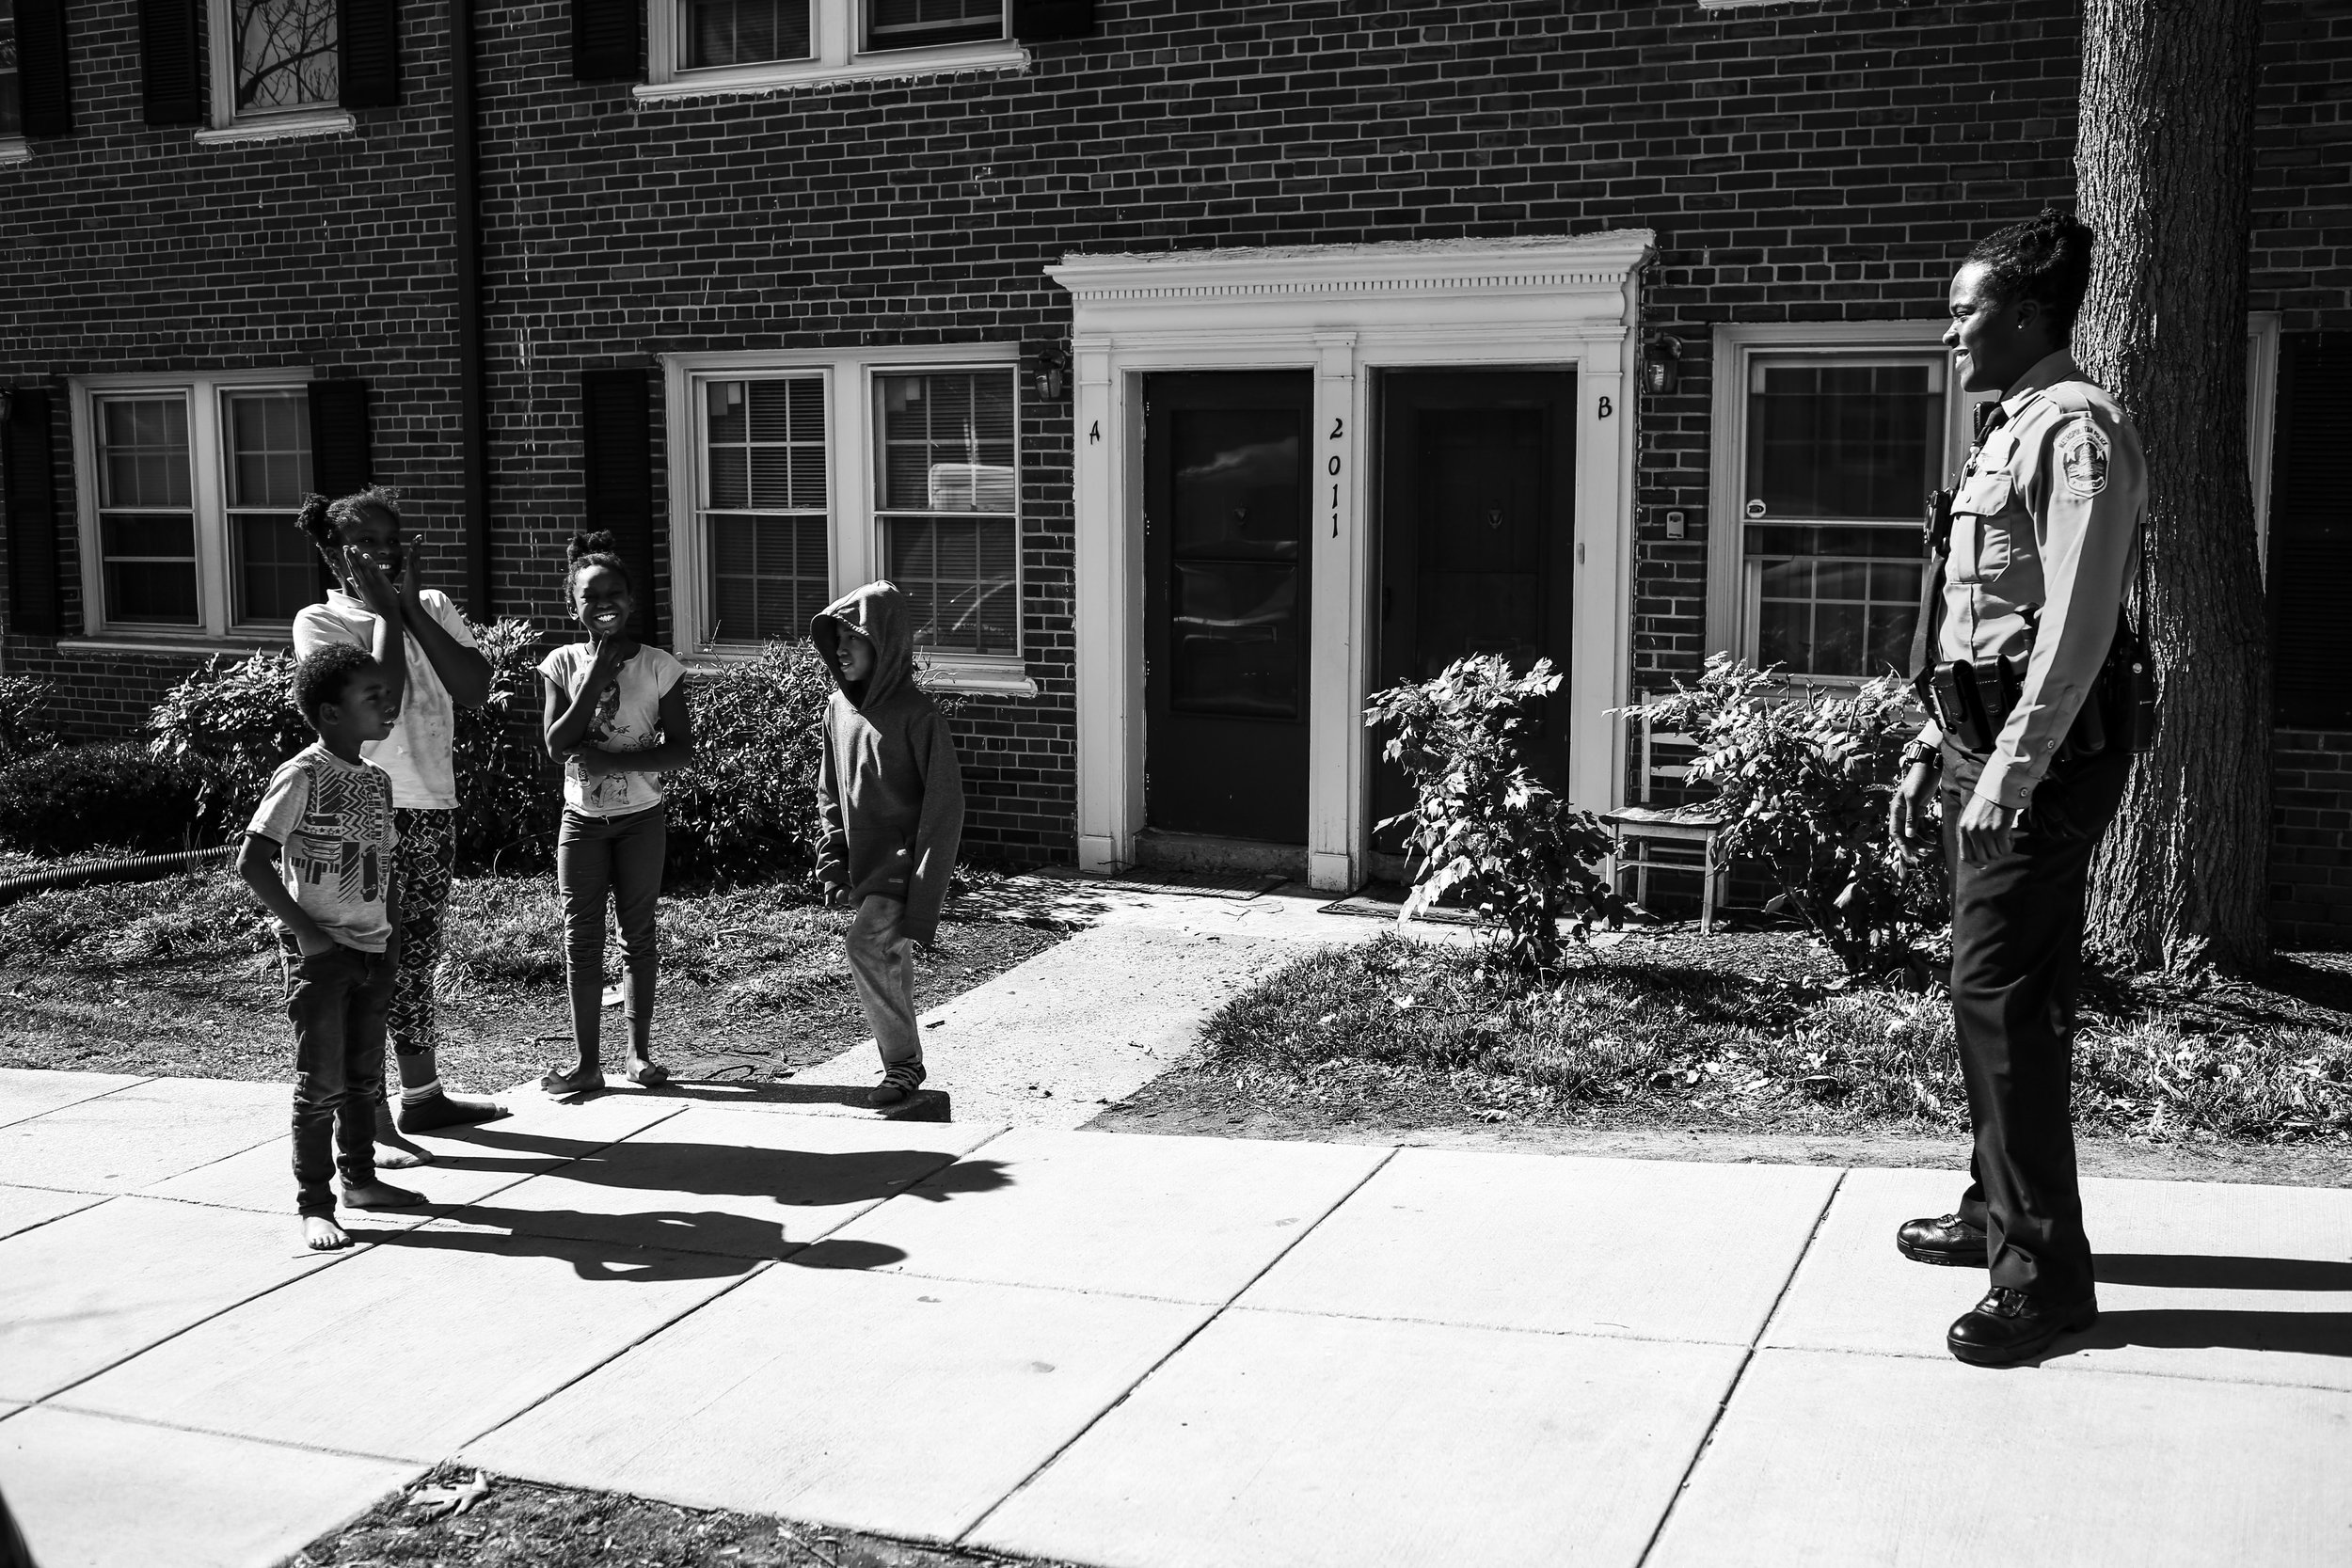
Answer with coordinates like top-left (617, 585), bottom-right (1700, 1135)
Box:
top-left (3, 1058), bottom-right (2348, 1568)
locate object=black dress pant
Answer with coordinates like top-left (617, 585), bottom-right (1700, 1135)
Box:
top-left (1940, 741), bottom-right (2134, 1303)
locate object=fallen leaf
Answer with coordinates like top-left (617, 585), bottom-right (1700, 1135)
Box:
top-left (405, 1470), bottom-right (492, 1519)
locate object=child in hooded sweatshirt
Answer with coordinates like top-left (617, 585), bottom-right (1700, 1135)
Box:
top-left (811, 581), bottom-right (964, 1107)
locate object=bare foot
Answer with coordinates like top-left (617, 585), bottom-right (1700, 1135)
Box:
top-left (343, 1180), bottom-right (427, 1210)
top-left (304, 1214), bottom-right (352, 1250)
top-left (373, 1104), bottom-right (436, 1168)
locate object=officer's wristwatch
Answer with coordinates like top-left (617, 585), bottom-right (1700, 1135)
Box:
top-left (1899, 739), bottom-right (1941, 773)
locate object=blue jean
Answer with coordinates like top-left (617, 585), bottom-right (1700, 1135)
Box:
top-left (558, 803), bottom-right (666, 1062)
top-left (284, 941), bottom-right (394, 1216)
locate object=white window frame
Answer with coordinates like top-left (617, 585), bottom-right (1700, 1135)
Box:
top-left (660, 343), bottom-right (1035, 695)
top-left (198, 0), bottom-right (355, 145)
top-left (641, 0), bottom-right (1026, 101)
top-left (0, 0), bottom-right (30, 164)
top-left (66, 368), bottom-right (319, 647)
top-left (1705, 322), bottom-right (1969, 681)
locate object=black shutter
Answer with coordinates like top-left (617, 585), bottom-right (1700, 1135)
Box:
top-left (580, 370), bottom-right (660, 644)
top-left (137, 0), bottom-right (203, 126)
top-left (1013, 0), bottom-right (1096, 42)
top-left (3, 390), bottom-right (63, 639)
top-left (309, 379), bottom-right (375, 499)
top-left (18, 0), bottom-right (73, 137)
top-left (338, 0), bottom-right (401, 107)
top-left (572, 0), bottom-right (639, 81)
top-left (2269, 333), bottom-right (2352, 729)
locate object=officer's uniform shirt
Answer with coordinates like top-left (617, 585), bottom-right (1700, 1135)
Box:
top-left (1916, 350), bottom-right (2147, 812)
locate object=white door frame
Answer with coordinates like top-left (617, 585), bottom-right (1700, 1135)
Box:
top-left (1047, 231), bottom-right (1657, 893)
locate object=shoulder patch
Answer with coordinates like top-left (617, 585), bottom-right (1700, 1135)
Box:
top-left (2055, 415), bottom-right (2109, 499)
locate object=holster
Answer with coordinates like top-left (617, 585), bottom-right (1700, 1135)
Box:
top-left (1918, 657), bottom-right (2023, 753)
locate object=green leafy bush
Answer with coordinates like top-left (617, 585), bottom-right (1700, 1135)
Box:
top-left (145, 618), bottom-right (556, 866)
top-left (0, 742), bottom-right (214, 855)
top-left (1364, 655), bottom-right (1623, 974)
top-left (0, 675), bottom-right (58, 761)
top-left (663, 641), bottom-right (837, 880)
top-left (1639, 653), bottom-right (1946, 978)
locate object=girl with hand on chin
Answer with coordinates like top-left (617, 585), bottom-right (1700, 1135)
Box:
top-left (536, 532), bottom-right (693, 1095)
top-left (293, 487), bottom-right (506, 1163)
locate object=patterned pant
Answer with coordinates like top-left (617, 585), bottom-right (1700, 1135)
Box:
top-left (389, 807), bottom-right (458, 1057)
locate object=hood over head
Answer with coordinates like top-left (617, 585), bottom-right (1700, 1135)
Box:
top-left (811, 580), bottom-right (916, 709)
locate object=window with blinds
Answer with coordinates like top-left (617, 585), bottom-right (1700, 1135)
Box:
top-left (876, 369), bottom-right (1018, 657)
top-left (95, 396), bottom-right (200, 626)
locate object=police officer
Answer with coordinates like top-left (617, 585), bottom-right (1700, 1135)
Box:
top-left (1889, 208), bottom-right (2148, 1367)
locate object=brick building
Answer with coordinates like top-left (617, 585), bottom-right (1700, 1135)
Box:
top-left (2, 0), bottom-right (2347, 940)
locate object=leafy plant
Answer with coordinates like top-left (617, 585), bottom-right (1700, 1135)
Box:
top-left (145, 618), bottom-right (556, 865)
top-left (0, 675), bottom-right (58, 761)
top-left (0, 742), bottom-right (215, 855)
top-left (663, 641), bottom-right (839, 881)
top-left (1638, 653), bottom-right (1946, 978)
top-left (1364, 655), bottom-right (1623, 974)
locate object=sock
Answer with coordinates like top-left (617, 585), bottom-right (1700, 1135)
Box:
top-left (401, 1078), bottom-right (442, 1105)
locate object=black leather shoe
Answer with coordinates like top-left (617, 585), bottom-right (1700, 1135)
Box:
top-left (1897, 1212), bottom-right (1988, 1267)
top-left (1947, 1287), bottom-right (2099, 1367)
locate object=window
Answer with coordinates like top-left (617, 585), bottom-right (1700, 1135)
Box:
top-left (1706, 325), bottom-right (1965, 683)
top-left (0, 0), bottom-right (21, 140)
top-left (204, 0), bottom-right (354, 136)
top-left (876, 370), bottom-right (1017, 657)
top-left (664, 348), bottom-right (1028, 687)
top-left (72, 373), bottom-right (318, 639)
top-left (644, 0), bottom-right (1019, 98)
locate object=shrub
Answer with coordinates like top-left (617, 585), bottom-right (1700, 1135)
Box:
top-left (1639, 654), bottom-right (1947, 978)
top-left (0, 742), bottom-right (215, 855)
top-left (0, 675), bottom-right (58, 761)
top-left (1364, 655), bottom-right (1623, 974)
top-left (145, 617), bottom-right (556, 867)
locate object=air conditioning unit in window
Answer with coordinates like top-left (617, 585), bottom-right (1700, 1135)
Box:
top-left (927, 463), bottom-right (1016, 513)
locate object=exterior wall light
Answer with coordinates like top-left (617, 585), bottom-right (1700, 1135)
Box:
top-left (1642, 333), bottom-right (1681, 397)
top-left (1035, 345), bottom-right (1071, 401)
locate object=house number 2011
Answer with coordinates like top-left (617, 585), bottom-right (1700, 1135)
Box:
top-left (1327, 430), bottom-right (1343, 536)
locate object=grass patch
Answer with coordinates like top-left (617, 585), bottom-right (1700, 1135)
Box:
top-left (290, 1465), bottom-right (1072, 1568)
top-left (1188, 932), bottom-right (2352, 1144)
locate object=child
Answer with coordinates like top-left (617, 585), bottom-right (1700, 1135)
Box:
top-left (293, 486), bottom-right (504, 1160)
top-left (237, 645), bottom-right (426, 1250)
top-left (537, 531), bottom-right (693, 1093)
top-left (811, 581), bottom-right (964, 1107)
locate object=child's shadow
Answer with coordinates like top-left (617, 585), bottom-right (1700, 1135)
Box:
top-left (363, 1212), bottom-right (911, 1283)
top-left (421, 1122), bottom-right (1014, 1265)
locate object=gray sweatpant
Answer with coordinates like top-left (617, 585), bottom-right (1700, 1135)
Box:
top-left (846, 894), bottom-right (921, 1068)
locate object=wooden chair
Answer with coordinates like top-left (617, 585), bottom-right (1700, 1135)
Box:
top-left (1603, 702), bottom-right (1732, 933)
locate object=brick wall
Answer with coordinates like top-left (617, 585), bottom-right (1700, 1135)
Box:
top-left (2271, 730), bottom-right (2352, 947)
top-left (5, 0), bottom-right (2350, 922)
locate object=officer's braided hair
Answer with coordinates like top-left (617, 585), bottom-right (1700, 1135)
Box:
top-left (1966, 206), bottom-right (2095, 343)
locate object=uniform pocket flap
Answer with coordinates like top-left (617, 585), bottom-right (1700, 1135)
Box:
top-left (1954, 467), bottom-right (2014, 515)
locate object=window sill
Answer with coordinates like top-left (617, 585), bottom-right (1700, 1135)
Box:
top-left (0, 139), bottom-right (30, 167)
top-left (57, 635), bottom-right (287, 657)
top-left (633, 40), bottom-right (1028, 103)
top-left (919, 662), bottom-right (1037, 698)
top-left (193, 111), bottom-right (357, 147)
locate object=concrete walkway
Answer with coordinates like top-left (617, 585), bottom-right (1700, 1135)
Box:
top-left (3, 891), bottom-right (2348, 1567)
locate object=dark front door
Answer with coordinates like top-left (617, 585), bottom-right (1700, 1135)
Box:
top-left (1375, 371), bottom-right (1577, 843)
top-left (1144, 372), bottom-right (1312, 844)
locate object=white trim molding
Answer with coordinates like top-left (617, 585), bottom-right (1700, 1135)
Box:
top-left (2249, 310), bottom-right (2282, 575)
top-left (1049, 230), bottom-right (1657, 893)
top-left (0, 138), bottom-right (33, 166)
top-left (639, 0), bottom-right (1025, 102)
top-left (192, 111), bottom-right (356, 146)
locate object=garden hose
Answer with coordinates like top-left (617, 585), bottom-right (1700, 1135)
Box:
top-left (0, 845), bottom-right (233, 909)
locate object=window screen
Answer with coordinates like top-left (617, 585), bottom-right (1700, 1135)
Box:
top-left (224, 390), bottom-right (316, 625)
top-left (866, 0), bottom-right (1003, 50)
top-left (230, 0), bottom-right (340, 112)
top-left (1740, 356), bottom-right (1946, 678)
top-left (877, 369), bottom-right (1017, 657)
top-left (96, 396), bottom-right (200, 626)
top-left (685, 0), bottom-right (812, 68)
top-left (704, 377), bottom-right (830, 644)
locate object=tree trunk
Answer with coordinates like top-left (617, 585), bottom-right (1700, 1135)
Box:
top-left (2076, 0), bottom-right (2272, 976)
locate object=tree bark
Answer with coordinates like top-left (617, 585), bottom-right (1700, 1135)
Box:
top-left (2076, 0), bottom-right (2272, 975)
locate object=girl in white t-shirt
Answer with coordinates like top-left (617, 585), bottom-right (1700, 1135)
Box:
top-left (536, 531), bottom-right (694, 1094)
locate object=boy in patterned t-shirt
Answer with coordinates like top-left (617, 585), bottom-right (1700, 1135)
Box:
top-left (238, 645), bottom-right (426, 1250)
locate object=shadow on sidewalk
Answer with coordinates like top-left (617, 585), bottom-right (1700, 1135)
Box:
top-left (2045, 1251), bottom-right (2352, 1361)
top-left (374, 1123), bottom-right (1013, 1268)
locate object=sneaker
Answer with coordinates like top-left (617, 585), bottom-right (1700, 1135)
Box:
top-left (869, 1060), bottom-right (928, 1108)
